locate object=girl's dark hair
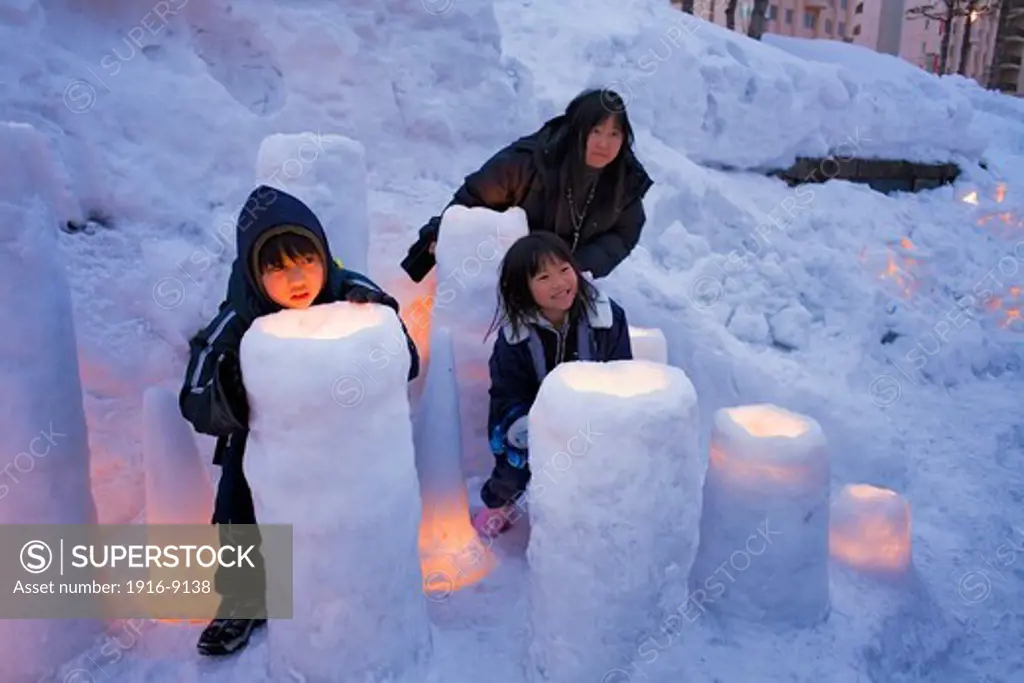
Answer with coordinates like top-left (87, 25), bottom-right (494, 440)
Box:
top-left (553, 88), bottom-right (637, 214)
top-left (257, 230), bottom-right (323, 273)
top-left (486, 232), bottom-right (599, 341)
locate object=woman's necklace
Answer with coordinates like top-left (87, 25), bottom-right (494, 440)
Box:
top-left (566, 182), bottom-right (596, 251)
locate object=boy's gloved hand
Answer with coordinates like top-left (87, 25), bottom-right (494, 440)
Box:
top-left (345, 285), bottom-right (400, 313)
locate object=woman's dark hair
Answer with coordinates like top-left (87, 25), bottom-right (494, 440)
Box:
top-left (553, 88), bottom-right (637, 214)
top-left (486, 232), bottom-right (599, 341)
top-left (256, 230), bottom-right (323, 273)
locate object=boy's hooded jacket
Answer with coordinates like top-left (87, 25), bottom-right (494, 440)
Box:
top-left (179, 185), bottom-right (420, 466)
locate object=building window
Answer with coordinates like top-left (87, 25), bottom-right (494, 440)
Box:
top-left (841, 0), bottom-right (848, 8)
top-left (838, 21), bottom-right (846, 36)
top-left (825, 18), bottom-right (833, 34)
top-left (769, 4), bottom-right (777, 21)
top-left (853, 24), bottom-right (861, 36)
top-left (785, 8), bottom-right (794, 24)
top-left (804, 10), bottom-right (815, 29)
top-left (855, 2), bottom-right (863, 13)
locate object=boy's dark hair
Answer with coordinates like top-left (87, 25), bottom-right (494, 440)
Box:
top-left (486, 232), bottom-right (599, 342)
top-left (554, 88), bottom-right (637, 215)
top-left (255, 228), bottom-right (325, 274)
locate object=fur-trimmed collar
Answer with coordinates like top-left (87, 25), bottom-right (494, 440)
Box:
top-left (501, 282), bottom-right (614, 345)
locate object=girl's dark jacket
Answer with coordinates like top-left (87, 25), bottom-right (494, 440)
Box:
top-left (179, 185), bottom-right (420, 467)
top-left (487, 284), bottom-right (633, 458)
top-left (410, 115), bottom-right (653, 279)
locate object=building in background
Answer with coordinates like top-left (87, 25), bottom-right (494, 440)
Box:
top-left (988, 0), bottom-right (1024, 94)
top-left (672, 1), bottom-right (1012, 92)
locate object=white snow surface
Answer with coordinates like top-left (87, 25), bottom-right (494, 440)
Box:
top-left (0, 0), bottom-right (1021, 681)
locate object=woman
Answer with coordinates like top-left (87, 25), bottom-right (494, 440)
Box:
top-left (401, 88), bottom-right (653, 281)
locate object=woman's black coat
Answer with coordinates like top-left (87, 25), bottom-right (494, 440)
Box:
top-left (404, 115), bottom-right (653, 280)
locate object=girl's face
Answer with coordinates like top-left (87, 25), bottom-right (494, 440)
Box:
top-left (528, 256), bottom-right (578, 318)
top-left (585, 116), bottom-right (623, 168)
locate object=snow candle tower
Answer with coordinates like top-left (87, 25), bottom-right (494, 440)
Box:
top-left (690, 404), bottom-right (830, 627)
top-left (141, 384), bottom-right (215, 525)
top-left (830, 484), bottom-right (913, 577)
top-left (255, 132), bottom-right (369, 273)
top-left (239, 301), bottom-right (431, 682)
top-left (430, 205), bottom-right (528, 477)
top-left (414, 325), bottom-right (495, 597)
top-left (525, 360), bottom-right (703, 683)
top-left (627, 326), bottom-right (669, 364)
top-left (0, 121), bottom-right (101, 681)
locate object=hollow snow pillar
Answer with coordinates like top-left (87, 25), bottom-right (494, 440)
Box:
top-left (627, 325), bottom-right (668, 364)
top-left (414, 325), bottom-right (495, 598)
top-left (430, 205), bottom-right (528, 478)
top-left (0, 121), bottom-right (102, 681)
top-left (240, 301), bottom-right (431, 682)
top-left (525, 360), bottom-right (703, 683)
top-left (830, 483), bottom-right (912, 576)
top-left (690, 404), bottom-right (830, 627)
top-left (255, 132), bottom-right (369, 273)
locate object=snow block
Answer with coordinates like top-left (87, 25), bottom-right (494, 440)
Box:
top-left (690, 404), bottom-right (830, 627)
top-left (0, 121), bottom-right (101, 681)
top-left (430, 205), bottom-right (529, 478)
top-left (524, 360), bottom-right (702, 683)
top-left (414, 325), bottom-right (495, 597)
top-left (255, 132), bottom-right (369, 273)
top-left (628, 325), bottom-right (668, 364)
top-left (239, 301), bottom-right (431, 682)
top-left (141, 385), bottom-right (214, 525)
top-left (829, 483), bottom-right (912, 577)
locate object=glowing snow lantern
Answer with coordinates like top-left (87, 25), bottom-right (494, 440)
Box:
top-left (525, 360), bottom-right (703, 683)
top-left (141, 384), bottom-right (217, 624)
top-left (628, 326), bottom-right (669, 364)
top-left (239, 301), bottom-right (432, 682)
top-left (690, 404), bottom-right (830, 627)
top-left (414, 326), bottom-right (495, 598)
top-left (829, 484), bottom-right (912, 575)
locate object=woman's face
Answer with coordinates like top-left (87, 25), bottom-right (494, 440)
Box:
top-left (585, 116), bottom-right (624, 169)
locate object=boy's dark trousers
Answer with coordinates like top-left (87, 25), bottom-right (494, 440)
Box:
top-left (480, 453), bottom-right (532, 510)
top-left (211, 445), bottom-right (267, 619)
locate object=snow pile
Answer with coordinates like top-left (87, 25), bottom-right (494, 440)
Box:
top-left (525, 360), bottom-right (703, 683)
top-left (240, 301), bottom-right (430, 682)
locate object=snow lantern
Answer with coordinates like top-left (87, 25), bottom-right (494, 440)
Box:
top-left (414, 325), bottom-right (495, 598)
top-left (829, 484), bottom-right (912, 575)
top-left (430, 205), bottom-right (529, 479)
top-left (239, 301), bottom-right (431, 682)
top-left (525, 360), bottom-right (703, 683)
top-left (255, 132), bottom-right (369, 273)
top-left (0, 120), bottom-right (103, 680)
top-left (142, 384), bottom-right (215, 525)
top-left (627, 325), bottom-right (668, 364)
top-left (689, 404), bottom-right (830, 628)
top-left (140, 384), bottom-right (218, 624)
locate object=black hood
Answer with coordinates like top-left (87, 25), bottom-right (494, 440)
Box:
top-left (228, 185), bottom-right (335, 317)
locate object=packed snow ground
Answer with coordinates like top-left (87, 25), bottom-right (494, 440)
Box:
top-left (1, 0), bottom-right (1023, 681)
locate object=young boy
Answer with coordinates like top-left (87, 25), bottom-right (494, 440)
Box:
top-left (178, 185), bottom-right (419, 657)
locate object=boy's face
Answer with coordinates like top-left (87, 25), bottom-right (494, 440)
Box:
top-left (260, 252), bottom-right (325, 309)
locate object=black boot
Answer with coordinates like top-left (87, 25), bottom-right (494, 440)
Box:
top-left (197, 616), bottom-right (267, 656)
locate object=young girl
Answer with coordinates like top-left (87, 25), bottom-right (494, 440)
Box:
top-left (472, 232), bottom-right (633, 537)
